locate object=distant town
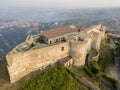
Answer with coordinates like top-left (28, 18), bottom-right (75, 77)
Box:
top-left (0, 20), bottom-right (39, 29)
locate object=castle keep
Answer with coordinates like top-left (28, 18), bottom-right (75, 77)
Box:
top-left (6, 24), bottom-right (106, 83)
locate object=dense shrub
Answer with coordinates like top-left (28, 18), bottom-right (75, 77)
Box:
top-left (90, 61), bottom-right (100, 74)
top-left (83, 66), bottom-right (94, 77)
top-left (98, 57), bottom-right (109, 72)
top-left (18, 66), bottom-right (89, 90)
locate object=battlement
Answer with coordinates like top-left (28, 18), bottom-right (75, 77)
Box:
top-left (6, 24), bottom-right (106, 83)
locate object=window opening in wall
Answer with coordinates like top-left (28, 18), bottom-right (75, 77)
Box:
top-left (62, 37), bottom-right (66, 41)
top-left (61, 37), bottom-right (63, 40)
top-left (50, 41), bottom-right (52, 44)
top-left (78, 29), bottom-right (81, 32)
top-left (56, 39), bottom-right (58, 42)
top-left (78, 37), bottom-right (84, 41)
top-left (61, 47), bottom-right (64, 51)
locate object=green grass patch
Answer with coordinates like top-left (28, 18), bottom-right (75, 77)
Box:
top-left (18, 66), bottom-right (89, 90)
top-left (89, 61), bottom-right (100, 74)
top-left (98, 41), bottom-right (115, 72)
top-left (83, 66), bottom-right (94, 78)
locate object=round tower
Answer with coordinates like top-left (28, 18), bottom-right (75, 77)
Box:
top-left (70, 40), bottom-right (88, 66)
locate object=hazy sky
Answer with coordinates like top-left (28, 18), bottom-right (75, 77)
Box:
top-left (1, 0), bottom-right (120, 8)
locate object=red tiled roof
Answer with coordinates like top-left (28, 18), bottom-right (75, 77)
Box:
top-left (42, 25), bottom-right (79, 39)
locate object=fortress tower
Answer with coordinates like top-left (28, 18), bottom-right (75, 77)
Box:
top-left (70, 40), bottom-right (88, 66)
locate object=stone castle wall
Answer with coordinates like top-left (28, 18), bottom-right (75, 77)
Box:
top-left (6, 24), bottom-right (106, 83)
top-left (84, 24), bottom-right (105, 51)
top-left (6, 42), bottom-right (70, 83)
top-left (91, 32), bottom-right (101, 50)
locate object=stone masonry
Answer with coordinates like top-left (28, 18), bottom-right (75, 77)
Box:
top-left (6, 24), bottom-right (106, 83)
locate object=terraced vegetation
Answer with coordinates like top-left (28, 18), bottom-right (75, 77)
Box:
top-left (18, 66), bottom-right (90, 90)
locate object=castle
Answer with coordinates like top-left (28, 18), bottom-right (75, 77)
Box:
top-left (6, 24), bottom-right (106, 83)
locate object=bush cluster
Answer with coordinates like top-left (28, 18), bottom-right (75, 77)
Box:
top-left (18, 66), bottom-right (89, 90)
